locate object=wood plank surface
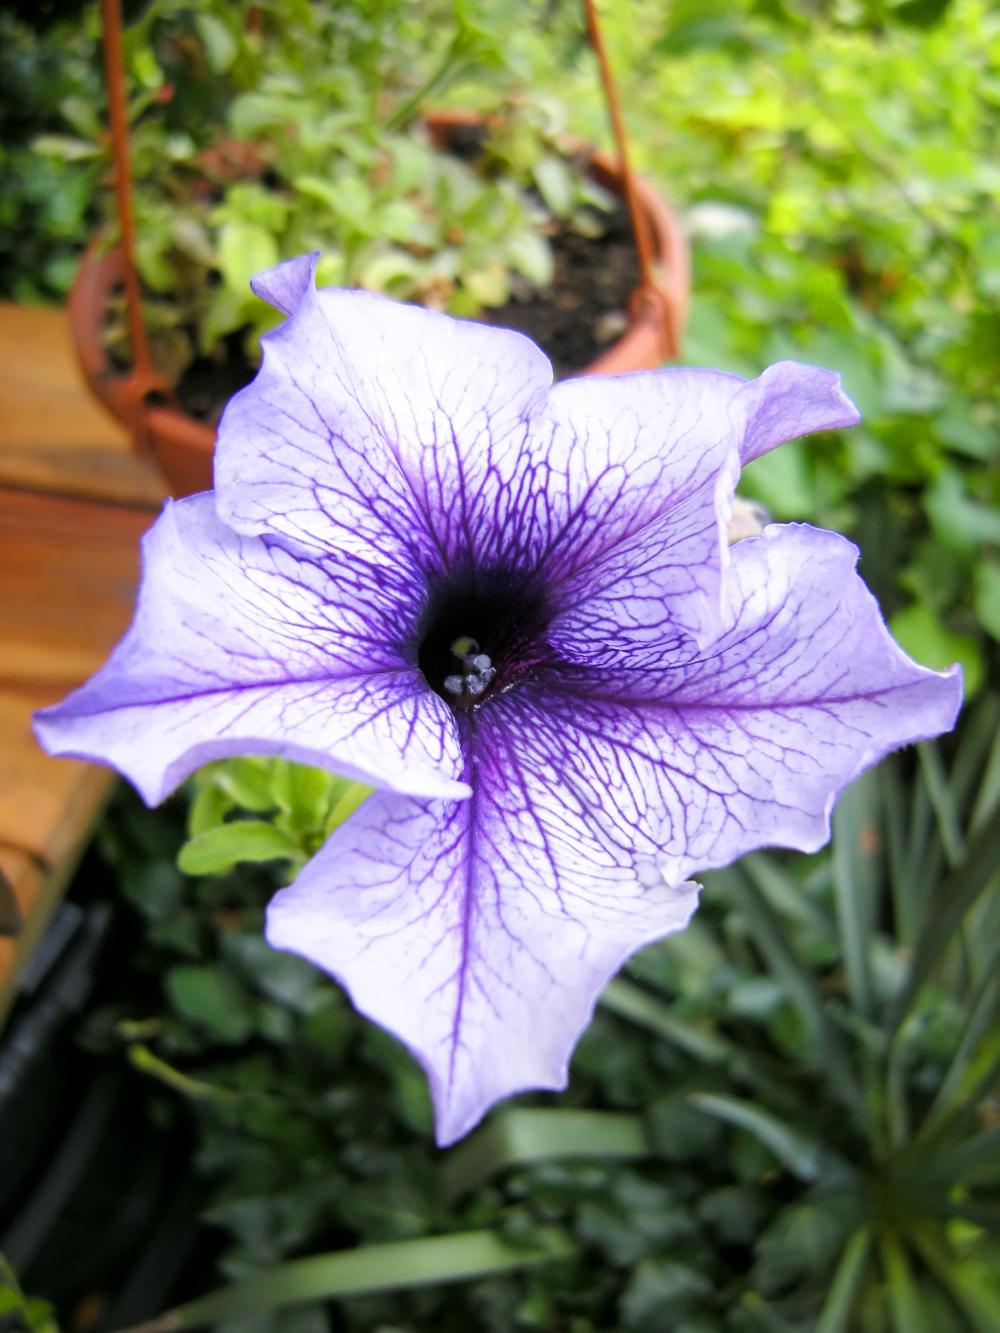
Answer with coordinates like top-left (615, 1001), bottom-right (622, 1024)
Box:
top-left (0, 489), bottom-right (151, 687)
top-left (0, 302), bottom-right (166, 509)
top-left (0, 302), bottom-right (161, 1023)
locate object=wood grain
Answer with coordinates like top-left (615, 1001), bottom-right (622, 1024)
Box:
top-left (0, 302), bottom-right (160, 1024)
top-left (0, 302), bottom-right (166, 509)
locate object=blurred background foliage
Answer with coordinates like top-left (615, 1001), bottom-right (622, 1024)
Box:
top-left (0, 0), bottom-right (998, 1328)
top-left (1, 0), bottom-right (996, 678)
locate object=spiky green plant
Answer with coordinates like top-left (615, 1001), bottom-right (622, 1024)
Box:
top-left (82, 690), bottom-right (998, 1333)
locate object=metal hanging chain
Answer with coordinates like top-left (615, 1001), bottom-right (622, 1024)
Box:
top-left (582, 0), bottom-right (679, 356)
top-left (99, 0), bottom-right (676, 408)
top-left (582, 0), bottom-right (655, 289)
top-left (99, 0), bottom-right (173, 452)
top-left (101, 0), bottom-right (154, 384)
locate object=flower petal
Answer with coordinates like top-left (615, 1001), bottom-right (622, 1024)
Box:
top-left (222, 255), bottom-right (858, 650)
top-left (216, 261), bottom-right (553, 573)
top-left (33, 493), bottom-right (467, 805)
top-left (266, 697), bottom-right (700, 1146)
top-left (250, 249), bottom-right (319, 316)
top-left (544, 363), bottom-right (859, 653)
top-left (736, 361), bottom-right (859, 464)
top-left (547, 523), bottom-right (961, 885)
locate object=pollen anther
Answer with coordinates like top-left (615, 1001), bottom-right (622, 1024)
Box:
top-left (442, 638), bottom-right (496, 702)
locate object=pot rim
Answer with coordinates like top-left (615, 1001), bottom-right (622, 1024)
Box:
top-left (69, 112), bottom-right (690, 496)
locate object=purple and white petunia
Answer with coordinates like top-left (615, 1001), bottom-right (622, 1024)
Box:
top-left (35, 253), bottom-right (961, 1145)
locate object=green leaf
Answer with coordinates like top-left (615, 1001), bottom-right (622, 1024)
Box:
top-left (923, 1123), bottom-right (1000, 1188)
top-left (441, 1108), bottom-right (647, 1201)
top-left (356, 249), bottom-right (422, 293)
top-left (464, 263), bottom-right (510, 307)
top-left (974, 561), bottom-right (1000, 641)
top-left (218, 221), bottom-right (279, 296)
top-left (194, 14), bottom-right (238, 75)
top-left (0, 1258), bottom-right (59, 1332)
top-left (906, 1224), bottom-right (1000, 1333)
top-left (926, 471), bottom-right (1000, 552)
top-left (128, 1043), bottom-right (234, 1101)
top-left (970, 717), bottom-right (1000, 834)
top-left (197, 287), bottom-right (249, 355)
top-left (880, 1231), bottom-right (931, 1333)
top-left (832, 771), bottom-right (880, 1016)
top-left (507, 230), bottom-right (554, 286)
top-left (815, 1229), bottom-right (872, 1333)
top-left (59, 94), bottom-right (101, 139)
top-left (739, 440), bottom-right (817, 520)
top-left (888, 817), bottom-right (1000, 1035)
top-left (917, 742), bottom-right (964, 867)
top-left (601, 977), bottom-right (731, 1064)
top-left (199, 760), bottom-right (278, 813)
top-left (916, 990), bottom-right (1000, 1146)
top-left (533, 155), bottom-right (574, 218)
top-left (126, 1228), bottom-right (575, 1329)
top-left (325, 781), bottom-right (371, 834)
top-left (888, 604), bottom-right (982, 699)
top-left (753, 1203), bottom-right (849, 1295)
top-left (165, 965), bottom-right (255, 1044)
top-left (684, 1092), bottom-right (840, 1183)
top-left (620, 1259), bottom-right (712, 1329)
top-left (170, 216), bottom-right (216, 267)
top-left (178, 821), bottom-right (301, 877)
top-left (222, 934), bottom-right (322, 1012)
top-left (188, 781), bottom-right (234, 838)
top-left (742, 852), bottom-right (833, 936)
top-left (271, 763), bottom-right (337, 833)
top-left (229, 93), bottom-right (304, 139)
top-left (712, 865), bottom-right (863, 1118)
top-left (31, 134), bottom-right (102, 162)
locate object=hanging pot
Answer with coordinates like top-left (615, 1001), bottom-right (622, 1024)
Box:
top-left (69, 112), bottom-right (689, 499)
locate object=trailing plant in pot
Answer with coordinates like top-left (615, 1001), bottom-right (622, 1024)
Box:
top-left (62, 0), bottom-right (687, 494)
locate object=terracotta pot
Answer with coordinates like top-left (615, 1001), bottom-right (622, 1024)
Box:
top-left (69, 114), bottom-right (689, 498)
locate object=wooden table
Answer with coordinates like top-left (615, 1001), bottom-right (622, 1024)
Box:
top-left (0, 301), bottom-right (167, 1024)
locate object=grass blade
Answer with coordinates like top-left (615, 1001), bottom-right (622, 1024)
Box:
top-left (601, 977), bottom-right (794, 1106)
top-left (888, 818), bottom-right (1000, 1037)
top-left (879, 1231), bottom-right (931, 1333)
top-left (951, 694), bottom-right (999, 814)
top-left (906, 1222), bottom-right (1000, 1333)
top-left (923, 1123), bottom-right (1000, 1188)
top-left (742, 852), bottom-right (833, 935)
top-left (815, 1228), bottom-right (872, 1333)
top-left (117, 1227), bottom-right (575, 1331)
top-left (899, 777), bottom-right (942, 940)
top-left (601, 977), bottom-right (732, 1063)
top-left (685, 1092), bottom-right (844, 1184)
top-left (916, 969), bottom-right (1000, 1142)
top-left (713, 865), bottom-right (863, 1119)
top-left (440, 1108), bottom-right (646, 1202)
top-left (881, 759), bottom-right (915, 948)
top-left (832, 770), bottom-right (880, 1017)
top-left (917, 741), bottom-right (964, 867)
top-left (969, 708), bottom-right (1000, 833)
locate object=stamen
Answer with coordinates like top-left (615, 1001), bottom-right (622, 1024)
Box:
top-left (440, 638), bottom-right (497, 702)
top-left (415, 566), bottom-right (554, 707)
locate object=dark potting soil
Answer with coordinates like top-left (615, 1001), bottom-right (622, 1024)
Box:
top-left (171, 202), bottom-right (640, 423)
top-left (485, 200), bottom-right (640, 380)
top-left (174, 329), bottom-right (256, 425)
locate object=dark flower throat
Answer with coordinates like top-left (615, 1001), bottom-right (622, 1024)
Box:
top-left (417, 567), bottom-right (553, 709)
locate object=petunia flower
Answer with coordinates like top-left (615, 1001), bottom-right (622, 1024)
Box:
top-left (35, 254), bottom-right (961, 1145)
